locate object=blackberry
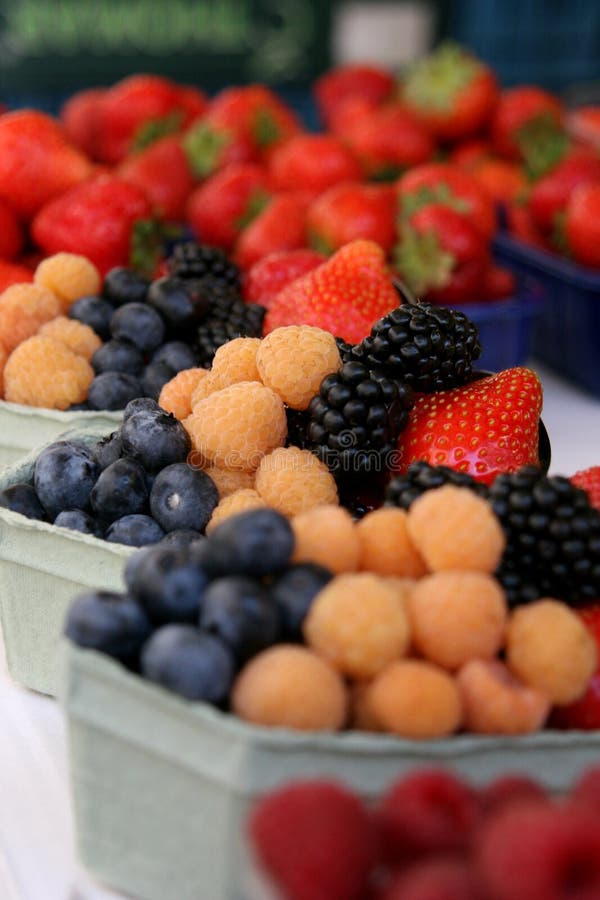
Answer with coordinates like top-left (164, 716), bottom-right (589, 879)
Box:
top-left (285, 407), bottom-right (309, 449)
top-left (355, 302), bottom-right (481, 392)
top-left (385, 461), bottom-right (489, 510)
top-left (489, 466), bottom-right (600, 607)
top-left (168, 242), bottom-right (240, 290)
top-left (195, 296), bottom-right (266, 367)
top-left (306, 361), bottom-right (414, 475)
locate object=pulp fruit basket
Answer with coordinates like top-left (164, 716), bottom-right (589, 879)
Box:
top-left (64, 645), bottom-right (600, 900)
top-left (0, 427), bottom-right (133, 696)
top-left (493, 232), bottom-right (600, 395)
top-left (0, 401), bottom-right (122, 468)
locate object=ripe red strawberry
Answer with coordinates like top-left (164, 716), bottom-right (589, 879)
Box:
top-left (307, 182), bottom-right (397, 255)
top-left (567, 105), bottom-right (600, 150)
top-left (314, 62), bottom-right (395, 128)
top-left (186, 162), bottom-right (272, 251)
top-left (248, 779), bottom-right (377, 900)
top-left (564, 183), bottom-right (600, 267)
top-left (118, 134), bottom-right (195, 221)
top-left (395, 367), bottom-right (543, 485)
top-left (506, 202), bottom-right (550, 251)
top-left (234, 192), bottom-right (310, 270)
top-left (550, 603), bottom-right (600, 730)
top-left (59, 87), bottom-right (105, 160)
top-left (0, 199), bottom-right (24, 260)
top-left (264, 239), bottom-right (399, 342)
top-left (341, 103), bottom-right (434, 179)
top-left (328, 95), bottom-right (381, 136)
top-left (243, 249), bottom-right (325, 308)
top-left (491, 86), bottom-right (564, 160)
top-left (480, 264), bottom-right (517, 301)
top-left (175, 85), bottom-right (209, 126)
top-left (529, 149), bottom-right (600, 236)
top-left (401, 43), bottom-right (499, 141)
top-left (31, 175), bottom-right (154, 276)
top-left (571, 466), bottom-right (600, 511)
top-left (449, 138), bottom-right (492, 169)
top-left (471, 159), bottom-right (527, 206)
top-left (0, 259), bottom-right (33, 292)
top-left (0, 110), bottom-right (94, 221)
top-left (268, 133), bottom-right (362, 196)
top-left (377, 858), bottom-right (482, 900)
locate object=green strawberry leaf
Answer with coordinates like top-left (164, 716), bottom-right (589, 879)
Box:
top-left (517, 113), bottom-right (570, 181)
top-left (235, 189), bottom-right (271, 232)
top-left (400, 183), bottom-right (469, 222)
top-left (252, 108), bottom-right (282, 149)
top-left (402, 41), bottom-right (481, 113)
top-left (551, 210), bottom-right (570, 256)
top-left (131, 111), bottom-right (184, 152)
top-left (183, 123), bottom-right (232, 179)
top-left (307, 229), bottom-right (335, 256)
top-left (394, 225), bottom-right (455, 296)
top-left (129, 218), bottom-right (175, 276)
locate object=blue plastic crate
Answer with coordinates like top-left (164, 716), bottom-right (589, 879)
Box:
top-left (493, 233), bottom-right (600, 396)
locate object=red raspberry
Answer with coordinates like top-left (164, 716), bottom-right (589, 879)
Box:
top-left (571, 466), bottom-right (600, 512)
top-left (248, 780), bottom-right (377, 900)
top-left (568, 767), bottom-right (600, 820)
top-left (479, 775), bottom-right (547, 817)
top-left (378, 857), bottom-right (484, 900)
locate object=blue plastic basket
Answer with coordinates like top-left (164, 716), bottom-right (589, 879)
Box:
top-left (494, 233), bottom-right (600, 396)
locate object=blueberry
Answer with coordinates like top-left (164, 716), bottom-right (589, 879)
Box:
top-left (140, 624), bottom-right (234, 702)
top-left (54, 509), bottom-right (105, 538)
top-left (200, 576), bottom-right (280, 663)
top-left (150, 463), bottom-right (218, 533)
top-left (120, 409), bottom-right (191, 471)
top-left (123, 397), bottom-right (161, 421)
top-left (205, 509), bottom-right (294, 577)
top-left (159, 529), bottom-right (206, 550)
top-left (270, 563), bottom-right (333, 641)
top-left (93, 431), bottom-right (123, 470)
top-left (152, 341), bottom-right (198, 372)
top-left (147, 276), bottom-right (211, 326)
top-left (110, 302), bottom-right (166, 354)
top-left (92, 339), bottom-right (144, 376)
top-left (90, 458), bottom-right (149, 523)
top-left (103, 267), bottom-right (150, 305)
top-left (88, 372), bottom-right (143, 411)
top-left (141, 362), bottom-right (176, 401)
top-left (65, 590), bottom-right (152, 660)
top-left (106, 514), bottom-right (165, 547)
top-left (125, 544), bottom-right (209, 623)
top-left (0, 483), bottom-right (46, 520)
top-left (69, 295), bottom-right (114, 340)
top-left (34, 441), bottom-right (100, 520)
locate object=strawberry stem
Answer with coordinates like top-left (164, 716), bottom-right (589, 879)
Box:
top-left (402, 42), bottom-right (481, 113)
top-left (183, 123), bottom-right (232, 179)
top-left (131, 111), bottom-right (184, 152)
top-left (394, 226), bottom-right (455, 296)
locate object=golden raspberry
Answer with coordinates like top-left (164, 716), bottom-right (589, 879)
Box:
top-left (159, 368), bottom-right (208, 420)
top-left (232, 645), bottom-right (348, 731)
top-left (4, 335), bottom-right (94, 409)
top-left (457, 659), bottom-right (550, 735)
top-left (203, 465), bottom-right (255, 499)
top-left (350, 681), bottom-right (382, 732)
top-left (255, 446), bottom-right (338, 517)
top-left (0, 342), bottom-right (7, 397)
top-left (38, 315), bottom-right (101, 361)
top-left (206, 489), bottom-right (267, 533)
top-left (407, 485), bottom-right (505, 573)
top-left (357, 507), bottom-right (427, 577)
top-left (210, 337), bottom-right (262, 389)
top-left (186, 381), bottom-right (287, 471)
top-left (292, 504), bottom-right (360, 573)
top-left (0, 284), bottom-right (61, 353)
top-left (34, 252), bottom-right (101, 312)
top-left (304, 572), bottom-right (411, 679)
top-left (191, 372), bottom-right (221, 407)
top-left (256, 325), bottom-right (342, 410)
top-left (506, 599), bottom-right (597, 705)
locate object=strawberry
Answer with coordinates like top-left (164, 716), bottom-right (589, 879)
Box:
top-left (234, 192), bottom-right (310, 270)
top-left (564, 183), bottom-right (600, 267)
top-left (571, 467), bottom-right (600, 512)
top-left (268, 133), bottom-right (362, 197)
top-left (551, 603), bottom-right (600, 730)
top-left (0, 110), bottom-right (94, 221)
top-left (243, 249), bottom-right (325, 308)
top-left (400, 42), bottom-right (499, 142)
top-left (307, 182), bottom-right (397, 255)
top-left (175, 85), bottom-right (209, 126)
top-left (118, 135), bottom-right (195, 222)
top-left (0, 259), bottom-right (33, 292)
top-left (567, 106), bottom-right (600, 150)
top-left (480, 264), bottom-right (517, 301)
top-left (340, 103), bottom-right (434, 179)
top-left (471, 159), bottom-right (527, 206)
top-left (491, 86), bottom-right (564, 161)
top-left (264, 239), bottom-right (399, 343)
top-left (31, 175), bottom-right (155, 276)
top-left (0, 199), bottom-right (24, 260)
top-left (506, 202), bottom-right (550, 251)
top-left (449, 138), bottom-right (492, 169)
top-left (314, 62), bottom-right (394, 128)
top-left (59, 87), bottom-right (105, 160)
top-left (328, 95), bottom-right (381, 136)
top-left (394, 367), bottom-right (543, 485)
top-left (186, 162), bottom-right (272, 251)
top-left (529, 149), bottom-right (600, 236)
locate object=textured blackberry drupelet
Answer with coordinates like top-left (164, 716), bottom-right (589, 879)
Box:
top-left (195, 296), bottom-right (266, 367)
top-left (168, 242), bottom-right (241, 289)
top-left (305, 361), bottom-right (414, 475)
top-left (352, 302), bottom-right (481, 392)
top-left (285, 406), bottom-right (310, 449)
top-left (385, 461), bottom-right (489, 509)
top-left (489, 466), bottom-right (600, 606)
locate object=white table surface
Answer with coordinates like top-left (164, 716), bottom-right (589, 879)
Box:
top-left (1, 362), bottom-right (600, 900)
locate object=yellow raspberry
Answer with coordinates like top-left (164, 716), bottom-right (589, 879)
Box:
top-left (34, 252), bottom-right (101, 312)
top-left (255, 446), bottom-right (338, 517)
top-left (304, 572), bottom-right (411, 679)
top-left (186, 381), bottom-right (287, 471)
top-left (0, 284), bottom-right (61, 353)
top-left (256, 325), bottom-right (342, 410)
top-left (4, 335), bottom-right (94, 409)
top-left (210, 337), bottom-right (262, 389)
top-left (190, 372), bottom-right (223, 407)
top-left (203, 466), bottom-right (255, 499)
top-left (357, 507), bottom-right (427, 577)
top-left (292, 504), bottom-right (360, 573)
top-left (159, 368), bottom-right (208, 420)
top-left (0, 342), bottom-right (7, 397)
top-left (457, 659), bottom-right (550, 735)
top-left (38, 315), bottom-right (102, 361)
top-left (407, 485), bottom-right (505, 573)
top-left (205, 489), bottom-right (267, 533)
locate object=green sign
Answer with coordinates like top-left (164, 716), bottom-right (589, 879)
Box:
top-left (0, 0), bottom-right (332, 93)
